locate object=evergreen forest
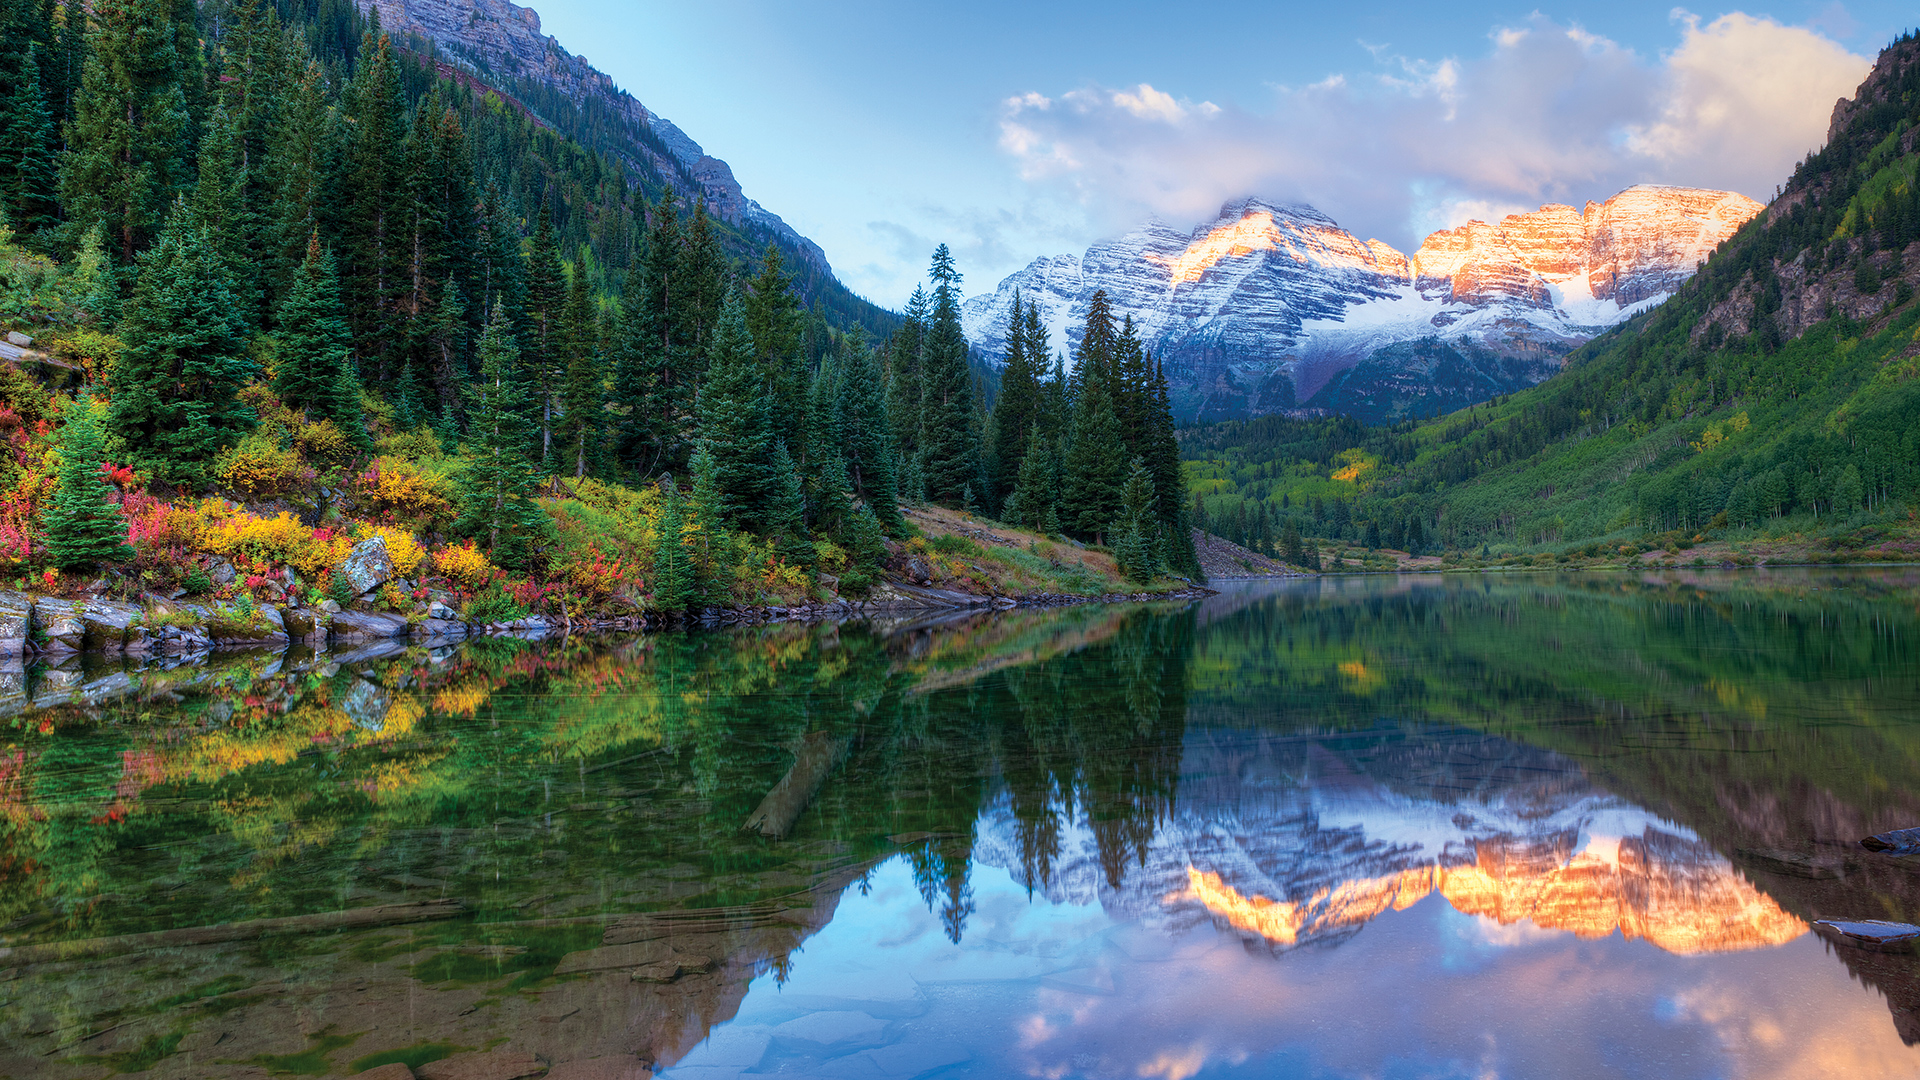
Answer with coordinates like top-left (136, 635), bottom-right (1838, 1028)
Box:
top-left (0, 0), bottom-right (1198, 623)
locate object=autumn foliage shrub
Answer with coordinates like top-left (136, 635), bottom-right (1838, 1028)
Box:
top-left (431, 539), bottom-right (494, 591)
top-left (197, 503), bottom-right (350, 579)
top-left (215, 431), bottom-right (312, 497)
top-left (354, 455), bottom-right (454, 527)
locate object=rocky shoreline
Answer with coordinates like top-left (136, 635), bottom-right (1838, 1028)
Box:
top-left (0, 534), bottom-right (1216, 658)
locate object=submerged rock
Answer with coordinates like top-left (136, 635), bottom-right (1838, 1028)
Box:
top-left (1861, 828), bottom-right (1920, 855)
top-left (1814, 919), bottom-right (1920, 952)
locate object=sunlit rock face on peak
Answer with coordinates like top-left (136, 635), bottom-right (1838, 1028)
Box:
top-left (962, 186), bottom-right (1762, 423)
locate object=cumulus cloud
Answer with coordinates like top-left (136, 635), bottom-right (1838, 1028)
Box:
top-left (997, 11), bottom-right (1868, 252)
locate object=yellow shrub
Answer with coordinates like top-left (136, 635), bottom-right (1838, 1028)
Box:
top-left (375, 424), bottom-right (443, 460)
top-left (199, 504), bottom-right (352, 579)
top-left (295, 419), bottom-right (357, 463)
top-left (368, 526), bottom-right (426, 577)
top-left (432, 539), bottom-right (495, 590)
top-left (355, 455), bottom-right (455, 525)
top-left (215, 432), bottom-right (311, 497)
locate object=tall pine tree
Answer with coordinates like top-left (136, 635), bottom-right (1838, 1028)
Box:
top-left (45, 395), bottom-right (134, 570)
top-left (919, 244), bottom-right (979, 506)
top-left (109, 204), bottom-right (257, 488)
top-left (273, 232), bottom-right (369, 447)
top-left (453, 303), bottom-right (548, 566)
top-left (695, 288), bottom-right (778, 529)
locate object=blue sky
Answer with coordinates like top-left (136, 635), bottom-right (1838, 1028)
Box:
top-left (534, 2), bottom-right (1908, 307)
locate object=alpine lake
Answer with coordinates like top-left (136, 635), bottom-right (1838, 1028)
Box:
top-left (2, 569), bottom-right (1919, 1080)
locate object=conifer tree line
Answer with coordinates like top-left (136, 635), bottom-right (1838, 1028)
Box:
top-left (1, 0), bottom-right (1199, 589)
top-left (877, 259), bottom-right (1199, 581)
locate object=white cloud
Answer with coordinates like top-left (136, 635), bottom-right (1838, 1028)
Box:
top-left (995, 11), bottom-right (1868, 253)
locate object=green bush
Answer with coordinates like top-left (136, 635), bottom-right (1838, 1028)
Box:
top-left (928, 533), bottom-right (983, 557)
top-left (463, 583), bottom-right (528, 623)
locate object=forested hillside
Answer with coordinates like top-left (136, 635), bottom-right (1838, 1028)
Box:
top-left (1181, 32), bottom-right (1920, 569)
top-left (0, 0), bottom-right (1202, 626)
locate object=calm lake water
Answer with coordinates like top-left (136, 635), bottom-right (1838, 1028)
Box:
top-left (3, 570), bottom-right (1920, 1079)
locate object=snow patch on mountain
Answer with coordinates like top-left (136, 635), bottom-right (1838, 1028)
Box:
top-left (963, 185), bottom-right (1761, 422)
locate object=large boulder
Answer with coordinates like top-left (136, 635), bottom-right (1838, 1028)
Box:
top-left (330, 609), bottom-right (410, 642)
top-left (77, 598), bottom-right (145, 651)
top-left (0, 590), bottom-right (29, 654)
top-left (31, 597), bottom-right (85, 651)
top-left (280, 607), bottom-right (326, 642)
top-left (337, 536), bottom-right (397, 596)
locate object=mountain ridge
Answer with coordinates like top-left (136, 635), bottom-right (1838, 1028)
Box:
top-left (964, 185), bottom-right (1761, 423)
top-left (356, 0), bottom-right (838, 290)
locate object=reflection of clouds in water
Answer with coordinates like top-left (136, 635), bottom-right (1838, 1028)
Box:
top-left (1673, 979), bottom-right (1920, 1080)
top-left (683, 858), bottom-right (1918, 1080)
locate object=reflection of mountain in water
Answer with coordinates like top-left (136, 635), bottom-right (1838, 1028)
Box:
top-left (975, 727), bottom-right (1804, 956)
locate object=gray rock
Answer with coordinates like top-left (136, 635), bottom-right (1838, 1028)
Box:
top-left (319, 599), bottom-right (342, 614)
top-left (281, 607), bottom-right (323, 640)
top-left (31, 596), bottom-right (85, 651)
top-left (337, 536), bottom-right (397, 595)
top-left (206, 557), bottom-right (236, 587)
top-left (412, 618), bottom-right (467, 639)
top-left (330, 609), bottom-right (410, 641)
top-left (0, 590), bottom-right (29, 653)
top-left (5, 330), bottom-right (30, 347)
top-left (428, 600), bottom-right (459, 620)
top-left (77, 597), bottom-right (144, 651)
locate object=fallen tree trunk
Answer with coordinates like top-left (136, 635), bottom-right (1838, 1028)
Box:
top-left (742, 730), bottom-right (849, 840)
top-left (0, 897), bottom-right (467, 965)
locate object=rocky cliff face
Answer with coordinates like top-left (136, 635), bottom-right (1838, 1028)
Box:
top-left (963, 186), bottom-right (1762, 423)
top-left (357, 0), bottom-right (830, 274)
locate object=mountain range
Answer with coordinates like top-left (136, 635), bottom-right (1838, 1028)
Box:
top-left (963, 186), bottom-right (1762, 423)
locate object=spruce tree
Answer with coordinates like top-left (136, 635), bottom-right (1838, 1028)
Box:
top-left (1111, 456), bottom-right (1160, 585)
top-left (745, 244), bottom-right (806, 453)
top-left (1011, 424), bottom-right (1058, 531)
top-left (836, 333), bottom-right (903, 533)
top-left (60, 0), bottom-right (191, 259)
top-left (919, 245), bottom-right (980, 505)
top-left (44, 395), bottom-right (133, 570)
top-left (651, 483), bottom-right (695, 614)
top-left (339, 28), bottom-right (407, 380)
top-left (4, 44), bottom-right (58, 236)
top-left (555, 271), bottom-right (604, 478)
top-left (110, 204), bottom-right (257, 488)
top-left (523, 191), bottom-right (565, 461)
top-left (887, 285), bottom-right (928, 499)
top-left (1144, 358), bottom-right (1198, 577)
top-left (990, 292), bottom-right (1040, 497)
top-left (1059, 383), bottom-right (1126, 541)
top-left (695, 288), bottom-right (777, 529)
top-left (273, 232), bottom-right (369, 447)
top-left (453, 303), bottom-right (548, 567)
